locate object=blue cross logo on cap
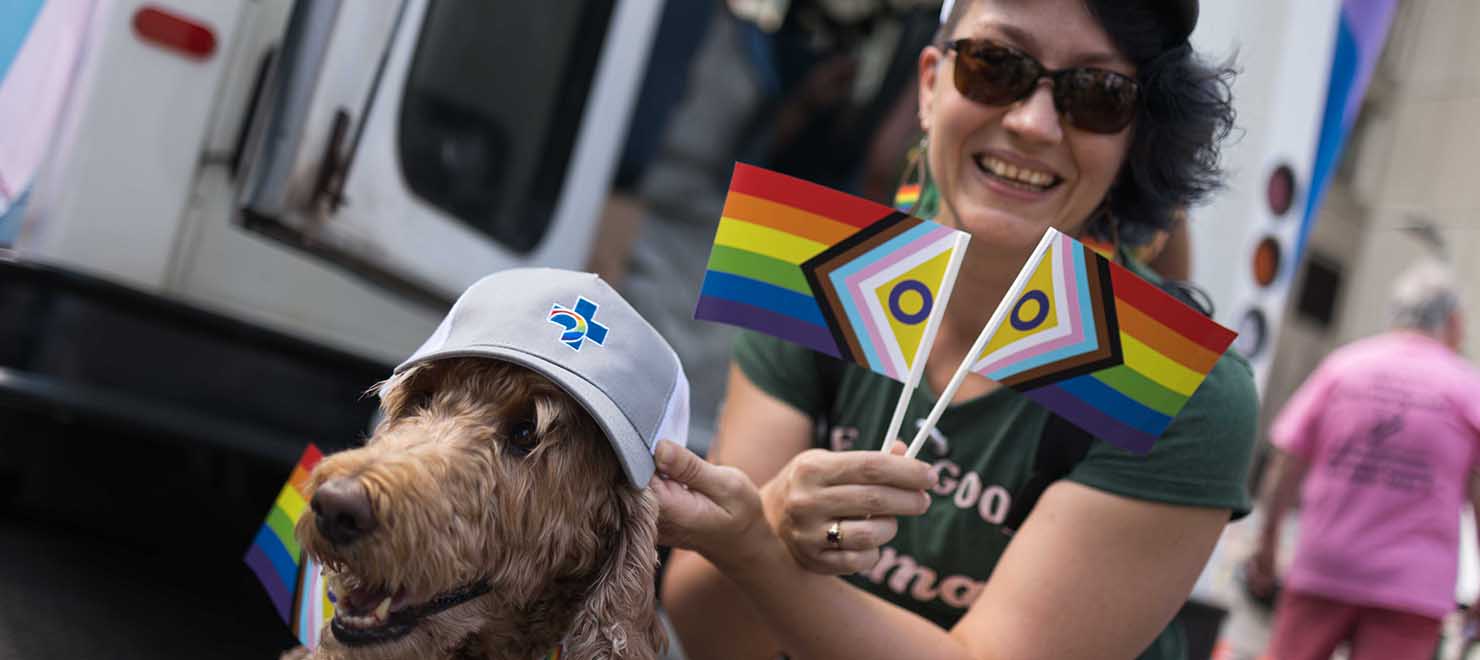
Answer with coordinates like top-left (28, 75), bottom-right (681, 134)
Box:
top-left (547, 297), bottom-right (609, 351)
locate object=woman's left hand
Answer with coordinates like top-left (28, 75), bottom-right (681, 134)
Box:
top-left (761, 441), bottom-right (935, 575)
top-left (651, 440), bottom-right (776, 570)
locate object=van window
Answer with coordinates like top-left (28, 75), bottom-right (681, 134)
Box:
top-left (398, 1), bottom-right (614, 253)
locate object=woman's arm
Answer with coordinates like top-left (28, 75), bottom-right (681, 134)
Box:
top-left (664, 362), bottom-right (940, 657)
top-left (950, 481), bottom-right (1228, 659)
top-left (657, 444), bottom-right (1231, 660)
top-left (660, 364), bottom-right (814, 660)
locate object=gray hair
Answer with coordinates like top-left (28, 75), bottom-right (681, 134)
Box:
top-left (1390, 259), bottom-right (1461, 332)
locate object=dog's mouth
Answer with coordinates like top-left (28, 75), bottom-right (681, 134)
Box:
top-left (330, 580), bottom-right (492, 646)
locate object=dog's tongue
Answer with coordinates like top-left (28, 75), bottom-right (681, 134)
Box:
top-left (341, 586), bottom-right (393, 615)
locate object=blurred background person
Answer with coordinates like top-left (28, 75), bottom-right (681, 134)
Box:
top-left (588, 0), bottom-right (941, 455)
top-left (1247, 259), bottom-right (1480, 660)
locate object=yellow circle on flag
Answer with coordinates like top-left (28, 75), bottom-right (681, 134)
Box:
top-left (897, 290), bottom-right (924, 315)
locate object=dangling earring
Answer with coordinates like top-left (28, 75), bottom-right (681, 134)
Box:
top-left (893, 133), bottom-right (930, 215)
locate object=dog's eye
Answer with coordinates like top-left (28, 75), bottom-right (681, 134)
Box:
top-left (505, 420), bottom-right (538, 456)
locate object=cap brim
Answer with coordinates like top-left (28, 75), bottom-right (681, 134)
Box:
top-left (396, 347), bottom-right (656, 488)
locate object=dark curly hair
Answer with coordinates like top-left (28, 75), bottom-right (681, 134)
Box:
top-left (937, 0), bottom-right (1237, 246)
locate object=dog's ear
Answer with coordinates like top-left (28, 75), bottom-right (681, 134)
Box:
top-left (563, 486), bottom-right (666, 660)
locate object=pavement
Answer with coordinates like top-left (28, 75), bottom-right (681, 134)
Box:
top-left (0, 432), bottom-right (299, 660)
top-left (0, 515), bottom-right (294, 660)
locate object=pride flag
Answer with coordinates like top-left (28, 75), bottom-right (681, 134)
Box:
top-left (245, 443), bottom-right (336, 648)
top-left (971, 229), bottom-right (1236, 454)
top-left (892, 182), bottom-right (921, 212)
top-left (695, 163), bottom-right (969, 382)
top-left (1297, 0), bottom-right (1398, 262)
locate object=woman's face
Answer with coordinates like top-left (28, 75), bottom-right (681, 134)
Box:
top-left (918, 0), bottom-right (1135, 254)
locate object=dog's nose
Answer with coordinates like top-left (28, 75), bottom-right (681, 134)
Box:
top-left (311, 478), bottom-right (377, 545)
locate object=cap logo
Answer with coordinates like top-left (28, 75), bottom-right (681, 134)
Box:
top-left (547, 297), bottom-right (609, 351)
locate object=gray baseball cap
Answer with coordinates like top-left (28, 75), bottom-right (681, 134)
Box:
top-left (391, 268), bottom-right (690, 487)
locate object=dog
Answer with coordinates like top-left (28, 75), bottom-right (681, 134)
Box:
top-left (292, 268), bottom-right (688, 660)
top-left (295, 358), bottom-right (665, 659)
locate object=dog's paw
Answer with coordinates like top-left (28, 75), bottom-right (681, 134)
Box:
top-left (278, 646), bottom-right (311, 660)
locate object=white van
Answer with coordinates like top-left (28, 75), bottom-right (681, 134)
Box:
top-left (2, 0), bottom-right (660, 463)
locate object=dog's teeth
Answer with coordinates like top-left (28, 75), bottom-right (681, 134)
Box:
top-left (375, 597), bottom-right (392, 621)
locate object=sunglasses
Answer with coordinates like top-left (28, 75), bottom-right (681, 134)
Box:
top-left (944, 38), bottom-right (1140, 134)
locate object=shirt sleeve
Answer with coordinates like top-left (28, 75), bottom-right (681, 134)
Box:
top-left (1067, 350), bottom-right (1260, 518)
top-left (732, 330), bottom-right (826, 418)
top-left (1268, 360), bottom-right (1337, 460)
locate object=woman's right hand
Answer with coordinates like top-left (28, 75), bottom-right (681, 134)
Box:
top-left (760, 442), bottom-right (936, 575)
top-left (653, 440), bottom-right (778, 572)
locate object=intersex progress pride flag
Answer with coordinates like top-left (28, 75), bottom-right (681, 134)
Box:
top-left (245, 443), bottom-right (336, 649)
top-left (695, 163), bottom-right (969, 381)
top-left (972, 229), bottom-right (1236, 454)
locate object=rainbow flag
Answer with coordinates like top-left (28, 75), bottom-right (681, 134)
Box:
top-left (971, 229), bottom-right (1236, 454)
top-left (892, 182), bottom-right (921, 212)
top-left (696, 163), bottom-right (969, 382)
top-left (245, 443), bottom-right (336, 648)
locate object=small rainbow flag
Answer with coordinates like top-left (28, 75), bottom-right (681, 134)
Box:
top-left (893, 182), bottom-right (921, 212)
top-left (971, 229), bottom-right (1236, 454)
top-left (246, 443), bottom-right (336, 648)
top-left (695, 163), bottom-right (969, 382)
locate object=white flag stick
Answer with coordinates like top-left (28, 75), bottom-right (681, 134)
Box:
top-left (905, 229), bottom-right (1059, 459)
top-left (879, 232), bottom-right (971, 452)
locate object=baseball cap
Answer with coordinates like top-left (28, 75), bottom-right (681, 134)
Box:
top-left (391, 268), bottom-right (690, 487)
top-left (938, 0), bottom-right (1199, 48)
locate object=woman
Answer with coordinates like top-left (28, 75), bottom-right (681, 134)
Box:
top-left (655, 1), bottom-right (1254, 658)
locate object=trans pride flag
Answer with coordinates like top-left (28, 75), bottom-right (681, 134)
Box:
top-left (245, 443), bottom-right (335, 648)
top-left (969, 229), bottom-right (1236, 454)
top-left (696, 163), bottom-right (969, 382)
top-left (1298, 0), bottom-right (1399, 262)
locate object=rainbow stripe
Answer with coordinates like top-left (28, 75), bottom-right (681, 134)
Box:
top-left (893, 183), bottom-right (921, 212)
top-left (973, 230), bottom-right (1235, 453)
top-left (246, 444), bottom-right (336, 648)
top-left (696, 163), bottom-right (968, 381)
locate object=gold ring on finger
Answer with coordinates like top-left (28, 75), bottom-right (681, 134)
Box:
top-left (826, 520), bottom-right (843, 548)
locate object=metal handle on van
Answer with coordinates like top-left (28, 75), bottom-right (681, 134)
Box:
top-left (237, 0), bottom-right (343, 220)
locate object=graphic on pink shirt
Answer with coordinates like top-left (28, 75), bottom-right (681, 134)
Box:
top-left (1272, 332), bottom-right (1480, 619)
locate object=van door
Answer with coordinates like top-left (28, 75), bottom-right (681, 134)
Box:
top-left (236, 0), bottom-right (661, 305)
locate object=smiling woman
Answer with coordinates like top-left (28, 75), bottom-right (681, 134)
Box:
top-left (656, 2), bottom-right (1254, 660)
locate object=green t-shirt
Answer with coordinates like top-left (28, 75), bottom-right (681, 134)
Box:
top-left (732, 264), bottom-right (1258, 660)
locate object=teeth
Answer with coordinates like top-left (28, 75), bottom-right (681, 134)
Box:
top-left (375, 597), bottom-right (392, 621)
top-left (982, 156), bottom-right (1054, 188)
top-left (339, 613), bottom-right (378, 629)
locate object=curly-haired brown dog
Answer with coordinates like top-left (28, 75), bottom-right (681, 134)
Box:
top-left (295, 357), bottom-right (665, 660)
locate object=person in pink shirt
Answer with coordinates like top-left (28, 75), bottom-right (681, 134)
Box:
top-left (1248, 259), bottom-right (1480, 659)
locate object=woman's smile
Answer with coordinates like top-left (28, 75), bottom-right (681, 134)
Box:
top-left (970, 149), bottom-right (1064, 201)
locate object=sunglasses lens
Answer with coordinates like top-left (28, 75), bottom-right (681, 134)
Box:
top-left (952, 41), bottom-right (1039, 105)
top-left (949, 39), bottom-right (1140, 134)
top-left (1057, 69), bottom-right (1139, 133)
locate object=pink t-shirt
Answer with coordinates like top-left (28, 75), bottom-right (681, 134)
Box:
top-left (1272, 331), bottom-right (1480, 618)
